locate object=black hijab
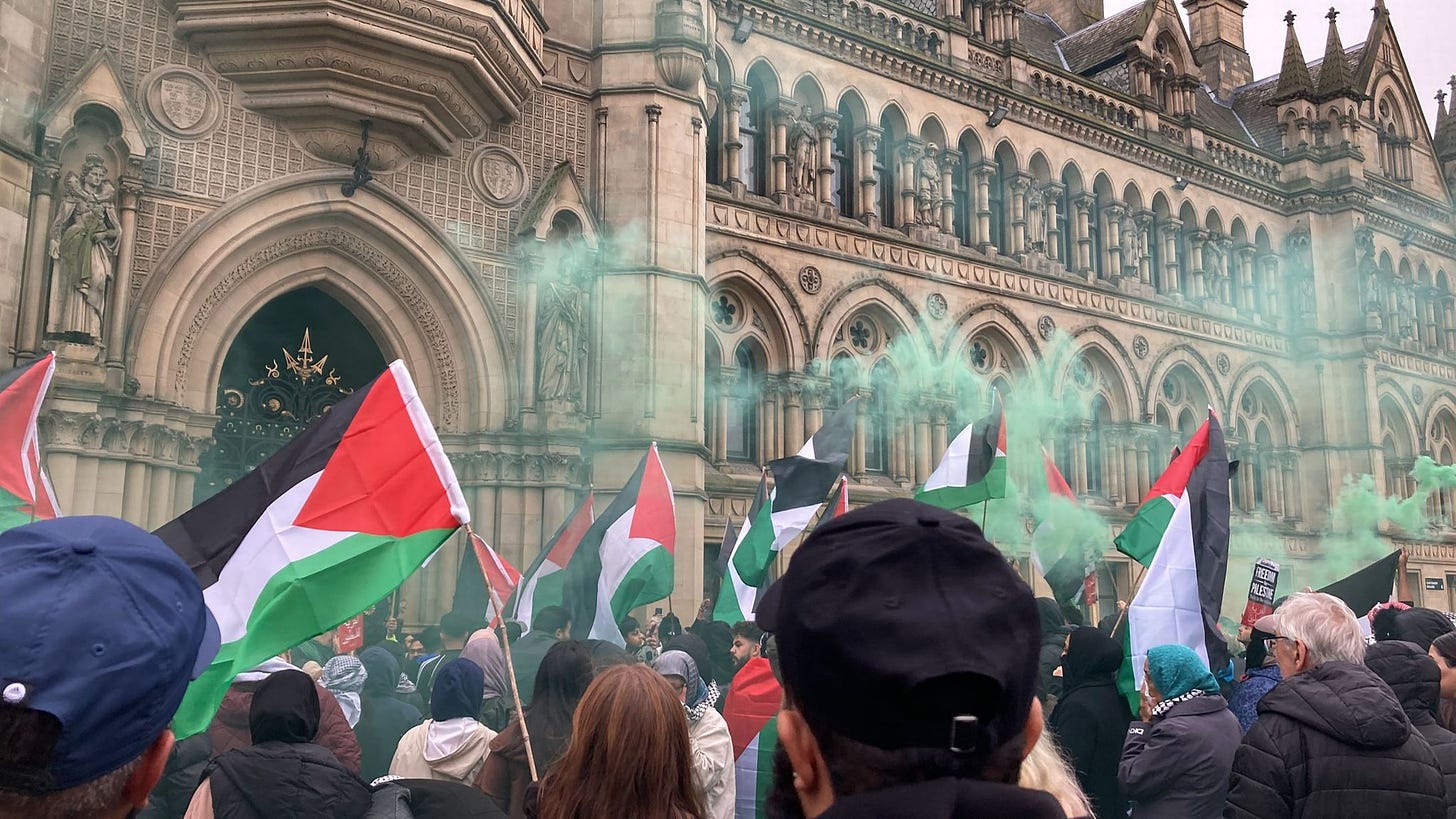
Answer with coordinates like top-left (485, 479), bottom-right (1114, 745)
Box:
top-left (249, 669), bottom-right (320, 744)
top-left (1059, 626), bottom-right (1123, 698)
top-left (430, 658), bottom-right (485, 721)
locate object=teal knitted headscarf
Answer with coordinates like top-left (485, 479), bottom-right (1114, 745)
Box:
top-left (1146, 644), bottom-right (1219, 699)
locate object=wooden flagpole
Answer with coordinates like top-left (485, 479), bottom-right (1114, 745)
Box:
top-left (465, 525), bottom-right (540, 782)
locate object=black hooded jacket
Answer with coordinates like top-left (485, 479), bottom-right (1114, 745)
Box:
top-left (1225, 660), bottom-right (1446, 819)
top-left (1366, 641), bottom-right (1456, 819)
top-left (818, 777), bottom-right (1068, 819)
top-left (1049, 627), bottom-right (1132, 819)
top-left (1035, 598), bottom-right (1071, 706)
top-left (206, 670), bottom-right (373, 818)
top-left (356, 647), bottom-right (423, 784)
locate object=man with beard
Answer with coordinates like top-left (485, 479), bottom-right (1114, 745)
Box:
top-left (731, 622), bottom-right (764, 671)
top-left (757, 499), bottom-right (1066, 819)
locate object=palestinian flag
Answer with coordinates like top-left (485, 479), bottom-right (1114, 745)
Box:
top-left (1031, 449), bottom-right (1094, 605)
top-left (1320, 551), bottom-right (1399, 619)
top-left (562, 445), bottom-right (676, 645)
top-left (0, 353), bottom-right (60, 531)
top-left (155, 361), bottom-right (469, 736)
top-left (713, 509), bottom-right (743, 582)
top-left (828, 475), bottom-right (850, 518)
top-left (1115, 411), bottom-right (1231, 709)
top-left (501, 490), bottom-right (595, 629)
top-left (722, 656), bottom-right (783, 818)
top-left (452, 532), bottom-right (522, 626)
top-left (916, 392), bottom-right (1006, 510)
top-left (712, 401), bottom-right (856, 624)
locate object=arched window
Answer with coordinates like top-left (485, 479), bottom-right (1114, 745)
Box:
top-left (1253, 423), bottom-right (1272, 510)
top-left (877, 117), bottom-right (897, 227)
top-left (703, 333), bottom-right (721, 451)
top-left (1089, 191), bottom-right (1105, 279)
top-left (834, 101), bottom-right (856, 216)
top-left (740, 81), bottom-right (768, 195)
top-left (1087, 395), bottom-right (1109, 497)
top-left (726, 341), bottom-right (761, 462)
top-left (706, 99), bottom-right (722, 187)
top-left (865, 359), bottom-right (896, 474)
top-left (989, 155), bottom-right (1007, 253)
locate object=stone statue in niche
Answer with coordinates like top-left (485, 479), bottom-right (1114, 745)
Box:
top-left (536, 219), bottom-right (591, 406)
top-left (48, 154), bottom-right (120, 340)
top-left (790, 108), bottom-right (817, 197)
top-left (1120, 209), bottom-right (1140, 261)
top-left (1024, 184), bottom-right (1046, 251)
top-left (916, 144), bottom-right (941, 226)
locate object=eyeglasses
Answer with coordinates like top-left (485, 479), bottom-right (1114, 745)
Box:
top-left (1263, 636), bottom-right (1296, 653)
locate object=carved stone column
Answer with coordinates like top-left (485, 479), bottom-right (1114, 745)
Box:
top-left (1135, 210), bottom-right (1154, 285)
top-left (723, 85), bottom-right (749, 197)
top-left (1425, 289), bottom-right (1441, 351)
top-left (930, 404), bottom-right (948, 473)
top-left (897, 137), bottom-right (924, 231)
top-left (783, 377), bottom-right (805, 454)
top-left (1259, 253), bottom-right (1279, 318)
top-left (939, 150), bottom-right (959, 235)
top-left (16, 163), bottom-right (59, 357)
top-left (1044, 183), bottom-right (1064, 263)
top-left (1009, 174), bottom-right (1030, 256)
top-left (760, 377), bottom-right (781, 463)
top-left (1281, 452), bottom-right (1299, 521)
top-left (1135, 433), bottom-right (1152, 500)
top-left (856, 125), bottom-right (883, 227)
top-left (914, 406), bottom-right (932, 484)
top-left (1187, 229), bottom-right (1208, 300)
top-left (1161, 218), bottom-right (1183, 295)
top-left (974, 164), bottom-right (994, 252)
top-left (772, 98), bottom-right (797, 199)
top-left (1104, 202), bottom-right (1126, 279)
top-left (1072, 423), bottom-right (1089, 495)
top-left (104, 176), bottom-right (143, 388)
top-left (1236, 244), bottom-right (1256, 315)
top-left (814, 110), bottom-right (840, 206)
top-left (1073, 194), bottom-right (1094, 275)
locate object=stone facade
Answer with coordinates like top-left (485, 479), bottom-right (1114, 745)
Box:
top-left (9, 0), bottom-right (1456, 624)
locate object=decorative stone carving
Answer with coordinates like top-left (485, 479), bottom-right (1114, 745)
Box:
top-left (1414, 384), bottom-right (1425, 405)
top-left (790, 109), bottom-right (817, 197)
top-left (1217, 353), bottom-right (1231, 375)
top-left (140, 66), bottom-right (221, 138)
top-left (48, 154), bottom-right (120, 341)
top-left (916, 145), bottom-right (942, 226)
top-left (537, 251), bottom-right (591, 405)
top-left (469, 145), bottom-right (528, 208)
top-left (1038, 315), bottom-right (1056, 340)
top-left (798, 265), bottom-right (822, 294)
top-left (1133, 335), bottom-right (1149, 359)
top-left (170, 0), bottom-right (546, 165)
top-left (926, 293), bottom-right (948, 320)
top-left (1025, 184), bottom-right (1047, 251)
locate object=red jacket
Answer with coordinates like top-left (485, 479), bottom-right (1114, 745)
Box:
top-left (205, 677), bottom-right (361, 774)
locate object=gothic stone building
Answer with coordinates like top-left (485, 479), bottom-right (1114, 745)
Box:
top-left (7, 0), bottom-right (1456, 623)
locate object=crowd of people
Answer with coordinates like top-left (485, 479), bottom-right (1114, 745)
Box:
top-left (8, 507), bottom-right (1456, 817)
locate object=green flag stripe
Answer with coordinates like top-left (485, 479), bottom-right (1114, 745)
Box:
top-left (607, 543), bottom-right (674, 618)
top-left (915, 455), bottom-right (1006, 510)
top-left (173, 526), bottom-right (455, 736)
top-left (713, 501), bottom-right (776, 623)
top-left (0, 487), bottom-right (39, 534)
top-left (1114, 494), bottom-right (1176, 567)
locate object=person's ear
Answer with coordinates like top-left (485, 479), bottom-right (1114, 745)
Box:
top-left (122, 730), bottom-right (174, 811)
top-left (1021, 697), bottom-right (1044, 761)
top-left (778, 709), bottom-right (834, 818)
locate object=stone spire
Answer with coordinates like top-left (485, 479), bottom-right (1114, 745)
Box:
top-left (1437, 79), bottom-right (1456, 163)
top-left (1314, 7), bottom-right (1355, 100)
top-left (1273, 11), bottom-right (1314, 101)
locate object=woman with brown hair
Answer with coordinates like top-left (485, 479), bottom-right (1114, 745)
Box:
top-left (533, 664), bottom-right (704, 819)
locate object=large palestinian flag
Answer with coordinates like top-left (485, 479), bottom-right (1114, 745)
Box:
top-left (155, 361), bottom-right (469, 736)
top-left (1031, 449), bottom-right (1094, 605)
top-left (562, 445), bottom-right (676, 645)
top-left (499, 490), bottom-right (595, 630)
top-left (916, 392), bottom-right (1006, 510)
top-left (722, 656), bottom-right (783, 818)
top-left (0, 353), bottom-right (60, 531)
top-left (1115, 411), bottom-right (1231, 708)
top-left (713, 401), bottom-right (856, 624)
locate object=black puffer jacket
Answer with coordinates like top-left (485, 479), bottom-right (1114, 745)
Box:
top-left (206, 741), bottom-right (373, 819)
top-left (1225, 660), bottom-right (1446, 819)
top-left (1366, 641), bottom-right (1456, 819)
top-left (1119, 693), bottom-right (1240, 818)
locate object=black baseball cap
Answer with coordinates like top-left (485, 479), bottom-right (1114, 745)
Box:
top-left (757, 499), bottom-right (1040, 754)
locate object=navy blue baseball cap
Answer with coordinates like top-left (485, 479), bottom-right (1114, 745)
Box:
top-left (0, 516), bottom-right (220, 791)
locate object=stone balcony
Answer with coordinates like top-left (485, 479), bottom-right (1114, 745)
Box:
top-left (167, 0), bottom-right (546, 169)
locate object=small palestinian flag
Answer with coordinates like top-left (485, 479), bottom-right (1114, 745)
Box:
top-left (563, 445), bottom-right (676, 645)
top-left (1031, 449), bottom-right (1094, 605)
top-left (828, 475), bottom-right (850, 518)
top-left (156, 361), bottom-right (470, 736)
top-left (501, 490), bottom-right (595, 629)
top-left (713, 401), bottom-right (856, 624)
top-left (452, 532), bottom-right (522, 624)
top-left (722, 656), bottom-right (783, 818)
top-left (0, 353), bottom-right (60, 531)
top-left (1116, 410), bottom-right (1231, 709)
top-left (916, 392), bottom-right (1007, 510)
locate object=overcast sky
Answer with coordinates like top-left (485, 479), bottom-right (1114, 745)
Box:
top-left (1104, 0), bottom-right (1456, 135)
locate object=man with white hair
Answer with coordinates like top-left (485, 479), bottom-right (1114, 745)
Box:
top-left (1225, 592), bottom-right (1446, 818)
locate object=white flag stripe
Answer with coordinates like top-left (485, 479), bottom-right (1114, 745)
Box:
top-left (391, 361), bottom-right (470, 525)
top-left (1126, 491), bottom-right (1207, 691)
top-left (202, 472), bottom-right (351, 644)
top-left (923, 423), bottom-right (975, 491)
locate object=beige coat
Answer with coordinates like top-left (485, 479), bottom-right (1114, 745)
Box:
top-left (388, 717), bottom-right (495, 784)
top-left (689, 707), bottom-right (736, 819)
